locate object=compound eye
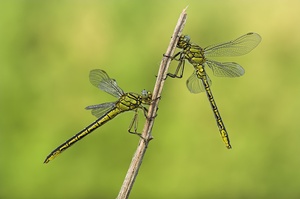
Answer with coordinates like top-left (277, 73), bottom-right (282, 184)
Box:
top-left (141, 89), bottom-right (149, 98)
top-left (183, 35), bottom-right (190, 42)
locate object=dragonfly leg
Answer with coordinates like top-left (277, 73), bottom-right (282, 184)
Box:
top-left (128, 109), bottom-right (143, 137)
top-left (128, 109), bottom-right (154, 142)
top-left (163, 51), bottom-right (181, 59)
top-left (167, 55), bottom-right (185, 78)
top-left (172, 51), bottom-right (182, 61)
top-left (141, 106), bottom-right (159, 120)
top-left (151, 95), bottom-right (161, 104)
top-left (163, 53), bottom-right (172, 59)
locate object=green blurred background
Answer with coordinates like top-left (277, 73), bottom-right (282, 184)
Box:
top-left (1, 1), bottom-right (300, 198)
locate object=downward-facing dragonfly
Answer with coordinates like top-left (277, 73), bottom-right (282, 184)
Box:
top-left (168, 32), bottom-right (262, 149)
top-left (44, 69), bottom-right (152, 163)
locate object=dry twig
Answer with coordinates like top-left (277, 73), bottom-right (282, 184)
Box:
top-left (117, 7), bottom-right (188, 199)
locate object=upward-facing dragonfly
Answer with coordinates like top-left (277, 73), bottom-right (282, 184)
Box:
top-left (168, 32), bottom-right (261, 149)
top-left (44, 69), bottom-right (152, 163)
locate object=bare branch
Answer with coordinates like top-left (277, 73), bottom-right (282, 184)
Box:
top-left (117, 7), bottom-right (188, 199)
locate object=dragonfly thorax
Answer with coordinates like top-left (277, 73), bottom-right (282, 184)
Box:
top-left (117, 93), bottom-right (141, 111)
top-left (178, 35), bottom-right (206, 65)
top-left (185, 45), bottom-right (206, 66)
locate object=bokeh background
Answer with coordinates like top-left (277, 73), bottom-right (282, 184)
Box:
top-left (1, 1), bottom-right (300, 198)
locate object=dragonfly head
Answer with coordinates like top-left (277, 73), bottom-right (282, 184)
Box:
top-left (140, 89), bottom-right (152, 104)
top-left (177, 35), bottom-right (190, 49)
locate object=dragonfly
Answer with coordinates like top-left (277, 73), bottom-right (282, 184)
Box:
top-left (44, 69), bottom-right (152, 163)
top-left (168, 32), bottom-right (262, 149)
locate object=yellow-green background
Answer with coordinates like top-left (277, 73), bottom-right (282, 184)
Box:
top-left (1, 1), bottom-right (299, 198)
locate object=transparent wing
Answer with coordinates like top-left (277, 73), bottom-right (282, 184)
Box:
top-left (206, 60), bottom-right (245, 77)
top-left (186, 71), bottom-right (212, 94)
top-left (204, 32), bottom-right (261, 57)
top-left (89, 69), bottom-right (124, 98)
top-left (85, 102), bottom-right (116, 118)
